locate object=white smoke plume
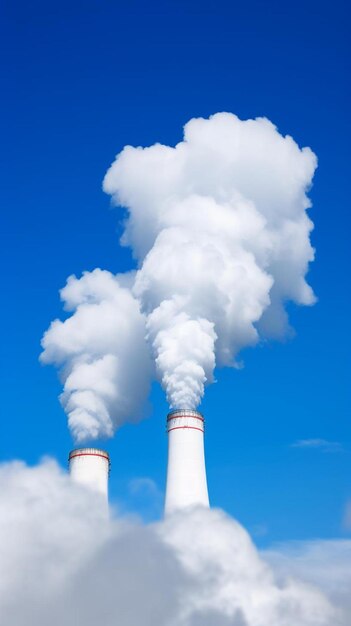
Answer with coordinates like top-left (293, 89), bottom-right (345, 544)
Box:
top-left (40, 269), bottom-right (152, 441)
top-left (104, 112), bottom-right (317, 410)
top-left (1, 457), bottom-right (349, 626)
top-left (42, 112), bottom-right (317, 437)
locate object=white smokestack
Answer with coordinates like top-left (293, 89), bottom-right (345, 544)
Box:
top-left (68, 448), bottom-right (110, 500)
top-left (165, 409), bottom-right (209, 514)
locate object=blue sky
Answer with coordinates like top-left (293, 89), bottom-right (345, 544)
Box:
top-left (1, 0), bottom-right (350, 544)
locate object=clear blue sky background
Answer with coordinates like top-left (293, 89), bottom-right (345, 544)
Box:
top-left (1, 0), bottom-right (350, 544)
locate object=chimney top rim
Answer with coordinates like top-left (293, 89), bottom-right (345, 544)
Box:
top-left (167, 409), bottom-right (204, 419)
top-left (69, 448), bottom-right (110, 460)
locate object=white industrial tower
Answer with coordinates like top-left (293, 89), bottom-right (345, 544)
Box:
top-left (164, 409), bottom-right (210, 514)
top-left (69, 448), bottom-right (110, 500)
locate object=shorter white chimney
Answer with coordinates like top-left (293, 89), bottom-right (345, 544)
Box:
top-left (68, 448), bottom-right (110, 499)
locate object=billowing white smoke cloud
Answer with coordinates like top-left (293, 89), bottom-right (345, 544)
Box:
top-left (103, 112), bottom-right (317, 410)
top-left (42, 112), bottom-right (317, 436)
top-left (1, 458), bottom-right (349, 626)
top-left (40, 269), bottom-right (152, 441)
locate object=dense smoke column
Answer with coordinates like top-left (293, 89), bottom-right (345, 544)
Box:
top-left (41, 269), bottom-right (152, 442)
top-left (41, 113), bottom-right (317, 441)
top-left (104, 112), bottom-right (317, 416)
top-left (165, 409), bottom-right (209, 514)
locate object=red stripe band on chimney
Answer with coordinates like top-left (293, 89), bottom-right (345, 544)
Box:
top-left (167, 415), bottom-right (204, 422)
top-left (168, 426), bottom-right (204, 433)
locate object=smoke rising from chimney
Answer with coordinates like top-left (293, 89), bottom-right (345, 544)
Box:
top-left (104, 113), bottom-right (317, 411)
top-left (41, 113), bottom-right (317, 439)
top-left (41, 269), bottom-right (152, 441)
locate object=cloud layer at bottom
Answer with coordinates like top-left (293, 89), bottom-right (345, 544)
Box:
top-left (0, 459), bottom-right (349, 626)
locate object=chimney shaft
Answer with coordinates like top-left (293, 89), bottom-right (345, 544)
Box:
top-left (164, 409), bottom-right (209, 514)
top-left (68, 448), bottom-right (110, 499)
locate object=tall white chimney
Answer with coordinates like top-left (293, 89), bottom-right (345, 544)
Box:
top-left (68, 448), bottom-right (110, 500)
top-left (164, 409), bottom-right (209, 514)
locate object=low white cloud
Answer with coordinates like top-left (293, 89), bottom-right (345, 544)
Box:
top-left (343, 501), bottom-right (351, 531)
top-left (1, 458), bottom-right (349, 626)
top-left (291, 439), bottom-right (343, 452)
top-left (265, 539), bottom-right (351, 618)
